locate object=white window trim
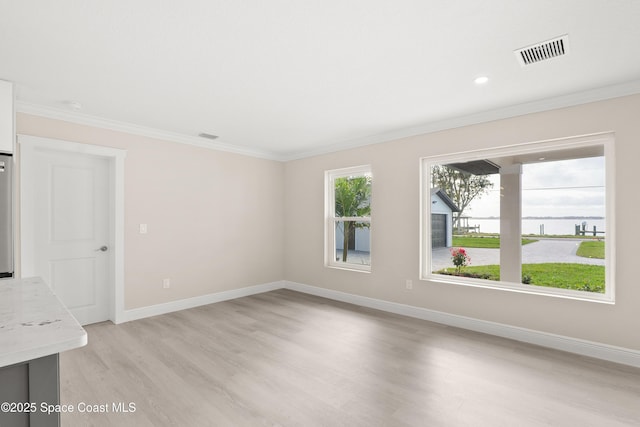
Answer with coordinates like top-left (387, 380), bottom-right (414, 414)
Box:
top-left (420, 132), bottom-right (615, 304)
top-left (325, 165), bottom-right (372, 272)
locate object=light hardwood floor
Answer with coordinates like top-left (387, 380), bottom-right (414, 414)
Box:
top-left (60, 289), bottom-right (640, 426)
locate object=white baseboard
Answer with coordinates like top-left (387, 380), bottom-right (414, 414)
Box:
top-left (113, 279), bottom-right (640, 368)
top-left (282, 280), bottom-right (640, 369)
top-left (118, 281), bottom-right (284, 323)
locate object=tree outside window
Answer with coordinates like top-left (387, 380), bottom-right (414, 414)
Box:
top-left (421, 133), bottom-right (614, 303)
top-left (326, 166), bottom-right (372, 271)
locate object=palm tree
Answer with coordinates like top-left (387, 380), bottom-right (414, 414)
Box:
top-left (334, 176), bottom-right (371, 262)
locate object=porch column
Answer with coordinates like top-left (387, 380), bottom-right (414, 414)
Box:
top-left (499, 164), bottom-right (522, 283)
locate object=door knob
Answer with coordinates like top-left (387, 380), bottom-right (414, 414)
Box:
top-left (96, 245), bottom-right (108, 252)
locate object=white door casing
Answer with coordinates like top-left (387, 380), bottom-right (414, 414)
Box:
top-left (19, 135), bottom-right (126, 324)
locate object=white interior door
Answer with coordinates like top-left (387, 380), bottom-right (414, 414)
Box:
top-left (29, 149), bottom-right (111, 325)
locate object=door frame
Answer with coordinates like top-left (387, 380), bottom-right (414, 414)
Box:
top-left (18, 135), bottom-right (126, 324)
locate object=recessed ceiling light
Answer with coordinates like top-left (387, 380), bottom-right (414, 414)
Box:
top-left (474, 76), bottom-right (489, 85)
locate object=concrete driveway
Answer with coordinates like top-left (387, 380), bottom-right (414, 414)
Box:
top-left (431, 238), bottom-right (605, 271)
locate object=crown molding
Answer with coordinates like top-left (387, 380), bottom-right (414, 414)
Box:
top-left (280, 79), bottom-right (640, 161)
top-left (17, 79), bottom-right (640, 163)
top-left (15, 102), bottom-right (283, 161)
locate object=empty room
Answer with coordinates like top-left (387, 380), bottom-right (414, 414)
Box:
top-left (1, 1), bottom-right (640, 426)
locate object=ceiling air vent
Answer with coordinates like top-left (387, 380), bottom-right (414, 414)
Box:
top-left (198, 132), bottom-right (219, 140)
top-left (515, 35), bottom-right (569, 66)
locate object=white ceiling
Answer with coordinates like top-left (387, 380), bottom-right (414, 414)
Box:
top-left (1, 1), bottom-right (640, 160)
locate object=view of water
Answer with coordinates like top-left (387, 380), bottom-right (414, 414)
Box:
top-left (467, 218), bottom-right (606, 236)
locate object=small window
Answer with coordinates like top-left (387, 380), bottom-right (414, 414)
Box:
top-left (421, 133), bottom-right (614, 303)
top-left (325, 165), bottom-right (372, 272)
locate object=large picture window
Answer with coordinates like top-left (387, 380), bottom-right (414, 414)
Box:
top-left (421, 133), bottom-right (614, 302)
top-left (325, 165), bottom-right (372, 272)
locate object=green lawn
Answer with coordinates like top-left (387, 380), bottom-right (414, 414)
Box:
top-left (452, 236), bottom-right (538, 248)
top-left (436, 263), bottom-right (605, 293)
top-left (576, 240), bottom-right (605, 259)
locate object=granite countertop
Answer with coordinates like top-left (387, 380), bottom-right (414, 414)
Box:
top-left (0, 276), bottom-right (87, 367)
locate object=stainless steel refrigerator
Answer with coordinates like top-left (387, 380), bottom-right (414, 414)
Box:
top-left (0, 153), bottom-right (13, 278)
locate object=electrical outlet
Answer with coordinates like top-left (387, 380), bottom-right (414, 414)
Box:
top-left (405, 279), bottom-right (413, 290)
top-left (163, 278), bottom-right (171, 289)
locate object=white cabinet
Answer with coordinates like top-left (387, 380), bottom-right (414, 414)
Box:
top-left (0, 81), bottom-right (14, 154)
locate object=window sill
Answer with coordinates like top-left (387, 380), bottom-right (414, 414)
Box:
top-left (422, 274), bottom-right (614, 304)
top-left (326, 264), bottom-right (372, 273)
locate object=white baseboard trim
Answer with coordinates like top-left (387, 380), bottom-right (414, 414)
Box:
top-left (283, 280), bottom-right (640, 368)
top-left (117, 281), bottom-right (285, 323)
top-left (113, 279), bottom-right (640, 368)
